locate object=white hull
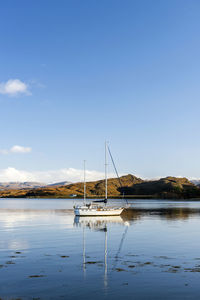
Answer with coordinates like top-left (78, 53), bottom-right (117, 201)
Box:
top-left (74, 206), bottom-right (124, 216)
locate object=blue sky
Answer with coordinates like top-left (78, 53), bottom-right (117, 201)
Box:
top-left (0, 0), bottom-right (200, 182)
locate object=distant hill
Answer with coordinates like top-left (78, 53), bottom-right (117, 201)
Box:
top-left (0, 181), bottom-right (71, 190)
top-left (120, 176), bottom-right (200, 198)
top-left (47, 181), bottom-right (71, 187)
top-left (191, 180), bottom-right (200, 186)
top-left (0, 182), bottom-right (45, 190)
top-left (0, 174), bottom-right (200, 199)
top-left (0, 175), bottom-right (199, 199)
top-left (0, 174), bottom-right (142, 198)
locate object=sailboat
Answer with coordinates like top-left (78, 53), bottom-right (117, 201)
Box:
top-left (73, 142), bottom-right (125, 216)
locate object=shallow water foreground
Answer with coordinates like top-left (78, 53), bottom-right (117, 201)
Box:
top-left (0, 199), bottom-right (200, 299)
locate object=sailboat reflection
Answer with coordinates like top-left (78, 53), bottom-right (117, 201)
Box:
top-left (74, 215), bottom-right (126, 229)
top-left (74, 215), bottom-right (129, 288)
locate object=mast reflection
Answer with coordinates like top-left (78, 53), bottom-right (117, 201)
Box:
top-left (74, 215), bottom-right (130, 288)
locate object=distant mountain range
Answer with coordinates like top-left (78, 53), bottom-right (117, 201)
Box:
top-left (0, 182), bottom-right (45, 190)
top-left (0, 174), bottom-right (200, 199)
top-left (190, 180), bottom-right (200, 186)
top-left (47, 181), bottom-right (71, 187)
top-left (0, 181), bottom-right (71, 190)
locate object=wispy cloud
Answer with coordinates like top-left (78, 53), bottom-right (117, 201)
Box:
top-left (10, 145), bottom-right (32, 153)
top-left (0, 145), bottom-right (32, 154)
top-left (0, 167), bottom-right (115, 183)
top-left (0, 79), bottom-right (30, 96)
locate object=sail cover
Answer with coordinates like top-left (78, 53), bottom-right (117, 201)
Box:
top-left (93, 199), bottom-right (108, 204)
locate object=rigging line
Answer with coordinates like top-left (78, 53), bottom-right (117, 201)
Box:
top-left (112, 226), bottom-right (129, 270)
top-left (107, 146), bottom-right (122, 187)
top-left (107, 145), bottom-right (128, 204)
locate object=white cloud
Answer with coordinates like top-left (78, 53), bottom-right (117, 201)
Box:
top-left (0, 145), bottom-right (32, 155)
top-left (0, 79), bottom-right (30, 96)
top-left (10, 145), bottom-right (32, 153)
top-left (0, 167), bottom-right (115, 183)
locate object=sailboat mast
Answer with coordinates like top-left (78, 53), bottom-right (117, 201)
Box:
top-left (83, 160), bottom-right (86, 205)
top-left (105, 141), bottom-right (108, 200)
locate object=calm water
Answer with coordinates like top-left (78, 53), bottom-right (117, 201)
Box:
top-left (1, 199), bottom-right (200, 300)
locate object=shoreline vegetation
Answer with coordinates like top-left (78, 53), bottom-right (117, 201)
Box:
top-left (0, 174), bottom-right (200, 200)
